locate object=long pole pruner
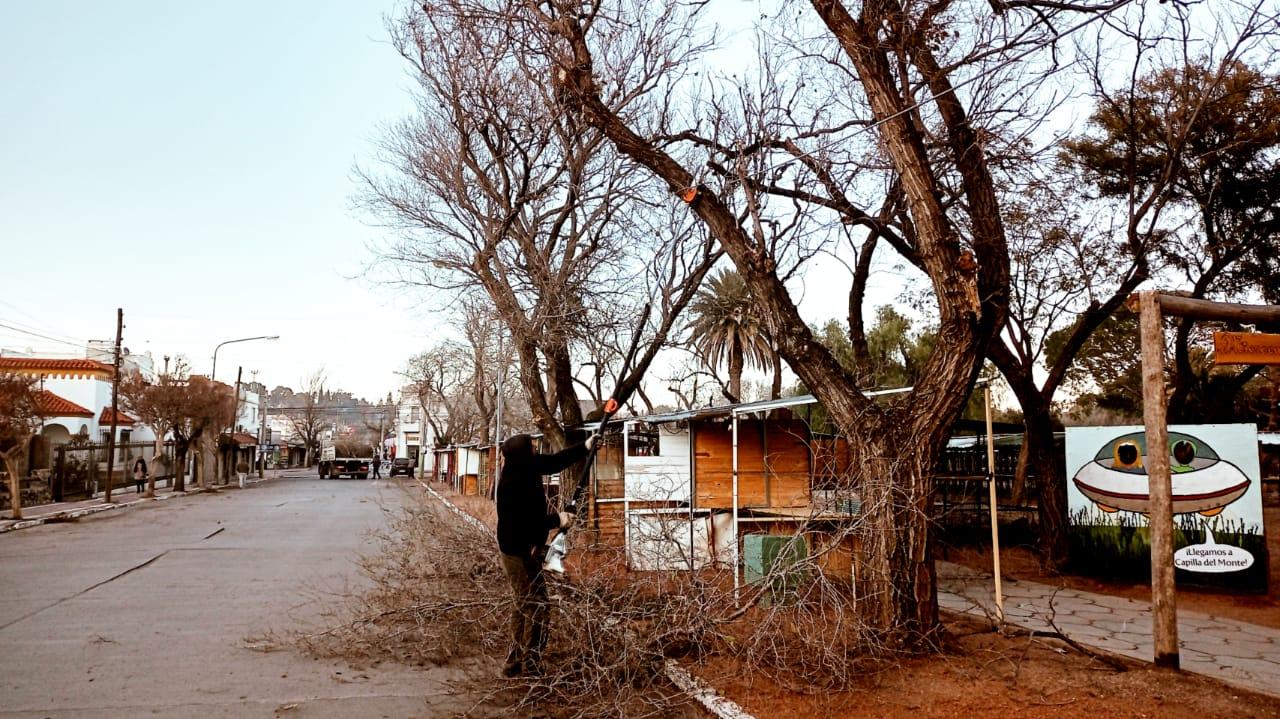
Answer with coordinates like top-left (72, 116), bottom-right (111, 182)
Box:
top-left (544, 303), bottom-right (650, 572)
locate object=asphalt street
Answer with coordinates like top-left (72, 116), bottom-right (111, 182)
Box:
top-left (0, 470), bottom-right (497, 718)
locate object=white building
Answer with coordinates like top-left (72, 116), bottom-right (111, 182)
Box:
top-left (0, 356), bottom-right (158, 449)
top-left (392, 388), bottom-right (435, 471)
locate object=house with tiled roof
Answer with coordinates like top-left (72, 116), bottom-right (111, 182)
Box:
top-left (0, 355), bottom-right (158, 465)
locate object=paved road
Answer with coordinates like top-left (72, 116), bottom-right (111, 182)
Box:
top-left (0, 470), bottom-right (496, 718)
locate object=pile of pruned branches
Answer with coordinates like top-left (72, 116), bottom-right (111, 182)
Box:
top-left (296, 489), bottom-right (897, 717)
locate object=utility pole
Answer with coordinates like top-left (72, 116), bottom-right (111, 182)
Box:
top-left (104, 308), bottom-right (123, 503)
top-left (231, 365), bottom-right (242, 486)
top-left (259, 391), bottom-right (267, 479)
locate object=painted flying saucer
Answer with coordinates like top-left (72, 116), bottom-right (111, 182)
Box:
top-left (1071, 430), bottom-right (1250, 516)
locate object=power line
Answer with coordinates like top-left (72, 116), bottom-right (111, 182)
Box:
top-left (0, 315), bottom-right (88, 345)
top-left (0, 321), bottom-right (86, 349)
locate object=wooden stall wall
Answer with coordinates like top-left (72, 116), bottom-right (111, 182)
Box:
top-left (588, 431), bottom-right (625, 546)
top-left (693, 418), bottom-right (814, 509)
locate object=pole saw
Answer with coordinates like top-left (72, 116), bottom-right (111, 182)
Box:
top-left (543, 303), bottom-right (650, 574)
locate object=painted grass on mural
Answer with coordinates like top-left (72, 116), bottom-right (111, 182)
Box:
top-left (1067, 506), bottom-right (1267, 592)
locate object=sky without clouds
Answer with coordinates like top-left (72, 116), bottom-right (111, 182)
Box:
top-left (0, 1), bottom-right (907, 402)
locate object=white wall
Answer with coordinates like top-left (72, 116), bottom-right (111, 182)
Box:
top-left (625, 423), bottom-right (691, 502)
top-left (236, 390), bottom-right (261, 436)
top-left (627, 510), bottom-right (712, 571)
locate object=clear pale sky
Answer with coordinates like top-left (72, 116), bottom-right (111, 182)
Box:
top-left (0, 1), bottom-right (906, 402)
top-left (1, 1), bottom-right (432, 399)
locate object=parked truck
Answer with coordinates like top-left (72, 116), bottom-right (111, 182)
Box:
top-left (318, 438), bottom-right (373, 479)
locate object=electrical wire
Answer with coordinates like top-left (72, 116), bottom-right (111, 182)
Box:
top-left (0, 321), bottom-right (86, 349)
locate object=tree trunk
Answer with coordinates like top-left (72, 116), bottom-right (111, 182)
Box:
top-left (149, 435), bottom-right (163, 498)
top-left (849, 435), bottom-right (939, 640)
top-left (728, 346), bottom-right (744, 402)
top-left (173, 437), bottom-right (188, 492)
top-left (770, 345), bottom-right (783, 399)
top-left (3, 449), bottom-right (23, 520)
top-left (1023, 405), bottom-right (1068, 570)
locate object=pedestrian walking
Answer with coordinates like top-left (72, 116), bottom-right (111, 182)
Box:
top-left (132, 457), bottom-right (148, 494)
top-left (371, 454), bottom-right (382, 479)
top-left (495, 432), bottom-right (595, 677)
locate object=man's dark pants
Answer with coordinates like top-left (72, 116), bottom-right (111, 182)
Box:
top-left (500, 550), bottom-right (549, 673)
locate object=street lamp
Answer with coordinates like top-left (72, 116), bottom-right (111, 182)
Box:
top-left (211, 335), bottom-right (279, 382)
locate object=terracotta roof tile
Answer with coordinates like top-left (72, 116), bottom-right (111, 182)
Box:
top-left (98, 407), bottom-right (137, 426)
top-left (34, 390), bottom-right (95, 418)
top-left (0, 357), bottom-right (113, 378)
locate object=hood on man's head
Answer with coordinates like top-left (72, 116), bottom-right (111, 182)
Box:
top-left (501, 434), bottom-right (534, 459)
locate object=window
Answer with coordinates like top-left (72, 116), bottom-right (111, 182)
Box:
top-left (410, 406), bottom-right (420, 423)
top-left (120, 429), bottom-right (131, 444)
top-left (627, 423), bottom-right (660, 457)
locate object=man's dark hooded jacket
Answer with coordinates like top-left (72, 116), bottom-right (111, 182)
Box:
top-left (496, 434), bottom-right (588, 557)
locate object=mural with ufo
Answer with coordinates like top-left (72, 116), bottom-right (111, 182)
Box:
top-left (1065, 424), bottom-right (1267, 592)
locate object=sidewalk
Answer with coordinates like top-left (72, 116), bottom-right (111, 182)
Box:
top-left (0, 471), bottom-right (281, 534)
top-left (938, 561), bottom-right (1280, 699)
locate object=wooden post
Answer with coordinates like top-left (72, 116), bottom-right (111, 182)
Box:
top-left (984, 384), bottom-right (1004, 622)
top-left (1138, 291), bottom-right (1179, 669)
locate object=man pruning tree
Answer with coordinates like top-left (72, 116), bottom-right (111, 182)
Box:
top-left (496, 432), bottom-right (598, 677)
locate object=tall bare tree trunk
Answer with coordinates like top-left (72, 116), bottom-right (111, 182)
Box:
top-left (173, 443), bottom-right (187, 493)
top-left (3, 449), bottom-right (23, 520)
top-left (1023, 404), bottom-right (1068, 569)
top-left (149, 435), bottom-right (163, 498)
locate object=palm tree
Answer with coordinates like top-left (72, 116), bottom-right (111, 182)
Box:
top-left (687, 269), bottom-right (775, 402)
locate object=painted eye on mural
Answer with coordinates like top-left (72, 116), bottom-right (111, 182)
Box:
top-left (1113, 441), bottom-right (1141, 469)
top-left (1172, 439), bottom-right (1197, 467)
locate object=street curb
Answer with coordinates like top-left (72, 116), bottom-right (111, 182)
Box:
top-left (0, 475), bottom-right (274, 535)
top-left (416, 480), bottom-right (757, 719)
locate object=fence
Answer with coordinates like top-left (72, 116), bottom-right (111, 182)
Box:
top-left (52, 441), bottom-right (178, 501)
top-left (933, 442), bottom-right (1036, 530)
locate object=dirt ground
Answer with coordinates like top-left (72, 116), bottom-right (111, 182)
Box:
top-left (429, 481), bottom-right (1280, 718)
top-left (947, 504), bottom-right (1280, 630)
top-left (692, 614), bottom-right (1280, 718)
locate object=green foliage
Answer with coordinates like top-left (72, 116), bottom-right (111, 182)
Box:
top-left (814, 306), bottom-right (936, 391)
top-left (1047, 309), bottom-right (1143, 420)
top-left (688, 268), bottom-right (773, 397)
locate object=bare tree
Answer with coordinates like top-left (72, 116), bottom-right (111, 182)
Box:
top-left (120, 360), bottom-right (192, 497)
top-left (285, 370), bottom-right (329, 466)
top-left (0, 373), bottom-right (42, 519)
top-left (993, 3), bottom-right (1280, 569)
top-left (526, 0), bottom-right (1022, 640)
top-left (119, 364), bottom-right (231, 494)
top-left (404, 343), bottom-right (483, 447)
top-left (367, 4), bottom-right (721, 452)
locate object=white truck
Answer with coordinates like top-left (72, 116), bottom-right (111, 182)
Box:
top-left (318, 437), bottom-right (373, 479)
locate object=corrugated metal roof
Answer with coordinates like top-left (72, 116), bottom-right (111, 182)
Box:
top-left (620, 386), bottom-right (915, 426)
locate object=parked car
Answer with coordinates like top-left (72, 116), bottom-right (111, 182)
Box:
top-left (389, 457), bottom-right (415, 478)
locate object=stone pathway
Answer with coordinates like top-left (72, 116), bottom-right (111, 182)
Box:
top-left (938, 561), bottom-right (1280, 698)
